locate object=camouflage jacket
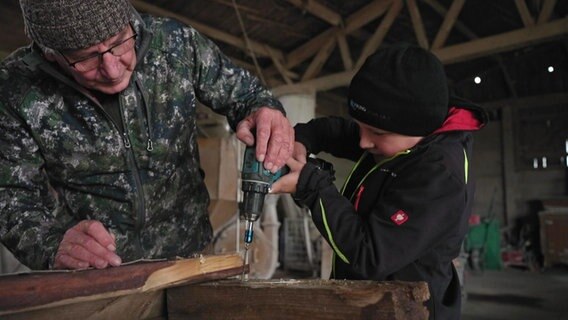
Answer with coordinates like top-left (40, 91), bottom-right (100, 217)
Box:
top-left (0, 12), bottom-right (283, 269)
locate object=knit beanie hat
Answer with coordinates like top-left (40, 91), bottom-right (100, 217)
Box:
top-left (348, 44), bottom-right (449, 136)
top-left (19, 0), bottom-right (132, 51)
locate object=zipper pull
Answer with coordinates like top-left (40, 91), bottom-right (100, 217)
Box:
top-left (123, 133), bottom-right (131, 149)
top-left (147, 139), bottom-right (154, 152)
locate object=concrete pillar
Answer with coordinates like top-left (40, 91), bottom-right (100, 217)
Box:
top-left (278, 91), bottom-right (316, 126)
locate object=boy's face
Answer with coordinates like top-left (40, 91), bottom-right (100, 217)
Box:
top-left (356, 121), bottom-right (423, 157)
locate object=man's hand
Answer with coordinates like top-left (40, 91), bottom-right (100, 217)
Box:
top-left (54, 220), bottom-right (122, 269)
top-left (236, 107), bottom-right (294, 172)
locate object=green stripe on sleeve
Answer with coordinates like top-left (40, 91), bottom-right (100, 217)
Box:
top-left (320, 199), bottom-right (350, 264)
top-left (463, 148), bottom-right (469, 184)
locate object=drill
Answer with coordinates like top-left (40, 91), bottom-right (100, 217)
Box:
top-left (240, 145), bottom-right (287, 250)
top-left (239, 145), bottom-right (334, 277)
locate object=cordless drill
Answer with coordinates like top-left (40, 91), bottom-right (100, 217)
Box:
top-left (240, 145), bottom-right (287, 250)
top-left (239, 145), bottom-right (334, 278)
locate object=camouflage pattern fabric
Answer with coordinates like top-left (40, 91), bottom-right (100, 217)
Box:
top-left (0, 12), bottom-right (284, 269)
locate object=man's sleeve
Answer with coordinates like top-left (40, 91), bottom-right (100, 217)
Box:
top-left (0, 103), bottom-right (75, 270)
top-left (186, 27), bottom-right (284, 130)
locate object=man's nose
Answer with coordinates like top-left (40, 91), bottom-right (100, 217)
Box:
top-left (99, 52), bottom-right (121, 78)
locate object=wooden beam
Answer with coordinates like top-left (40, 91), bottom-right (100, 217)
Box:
top-left (131, 0), bottom-right (284, 60)
top-left (0, 253), bottom-right (244, 315)
top-left (356, 0), bottom-right (404, 69)
top-left (431, 0), bottom-right (466, 49)
top-left (168, 279), bottom-right (430, 319)
top-left (422, 0), bottom-right (478, 40)
top-left (336, 30), bottom-right (354, 71)
top-left (266, 46), bottom-right (294, 84)
top-left (514, 0), bottom-right (535, 27)
top-left (433, 16), bottom-right (568, 64)
top-left (271, 17), bottom-right (568, 93)
top-left (407, 0), bottom-right (430, 49)
top-left (284, 0), bottom-right (393, 70)
top-left (302, 32), bottom-right (338, 81)
top-left (286, 0), bottom-right (343, 26)
top-left (537, 0), bottom-right (557, 25)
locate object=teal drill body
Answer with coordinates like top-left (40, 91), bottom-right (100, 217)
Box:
top-left (240, 146), bottom-right (287, 245)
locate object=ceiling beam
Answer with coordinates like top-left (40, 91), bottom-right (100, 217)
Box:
top-left (422, 0), bottom-right (477, 40)
top-left (537, 0), bottom-right (557, 25)
top-left (131, 0), bottom-right (284, 60)
top-left (302, 33), bottom-right (338, 81)
top-left (286, 0), bottom-right (343, 26)
top-left (272, 17), bottom-right (568, 93)
top-left (407, 0), bottom-right (430, 49)
top-left (336, 30), bottom-right (354, 71)
top-left (284, 0), bottom-right (393, 70)
top-left (356, 0), bottom-right (404, 69)
top-left (431, 0), bottom-right (466, 50)
top-left (434, 16), bottom-right (568, 64)
top-left (514, 0), bottom-right (535, 27)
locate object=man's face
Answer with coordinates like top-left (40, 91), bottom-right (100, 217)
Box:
top-left (356, 120), bottom-right (423, 157)
top-left (50, 25), bottom-right (137, 95)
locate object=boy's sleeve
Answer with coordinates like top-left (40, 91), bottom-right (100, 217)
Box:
top-left (295, 152), bottom-right (467, 279)
top-left (294, 116), bottom-right (363, 161)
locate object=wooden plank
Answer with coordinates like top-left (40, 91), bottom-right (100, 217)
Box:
top-left (431, 0), bottom-right (466, 49)
top-left (0, 253), bottom-right (244, 315)
top-left (407, 0), bottom-right (430, 49)
top-left (168, 279), bottom-right (430, 319)
top-left (422, 0), bottom-right (478, 40)
top-left (2, 291), bottom-right (166, 320)
top-left (514, 0), bottom-right (535, 27)
top-left (286, 0), bottom-right (342, 26)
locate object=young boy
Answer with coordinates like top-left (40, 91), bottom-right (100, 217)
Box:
top-left (271, 44), bottom-right (487, 319)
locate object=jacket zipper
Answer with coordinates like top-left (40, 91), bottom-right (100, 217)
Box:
top-left (117, 95), bottom-right (146, 257)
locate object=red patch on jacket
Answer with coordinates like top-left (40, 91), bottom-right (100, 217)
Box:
top-left (390, 210), bottom-right (409, 225)
top-left (354, 185), bottom-right (365, 211)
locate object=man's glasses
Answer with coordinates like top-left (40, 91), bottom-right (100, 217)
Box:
top-left (60, 33), bottom-right (137, 72)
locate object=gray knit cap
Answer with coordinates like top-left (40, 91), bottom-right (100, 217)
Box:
top-left (20, 0), bottom-right (132, 50)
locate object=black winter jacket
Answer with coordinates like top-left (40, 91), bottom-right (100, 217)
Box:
top-left (293, 101), bottom-right (487, 320)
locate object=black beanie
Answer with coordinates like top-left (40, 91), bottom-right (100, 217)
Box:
top-left (348, 44), bottom-right (449, 136)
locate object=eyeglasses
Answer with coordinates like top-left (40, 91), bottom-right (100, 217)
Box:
top-left (60, 33), bottom-right (137, 72)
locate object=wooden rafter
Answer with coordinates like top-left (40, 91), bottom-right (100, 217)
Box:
top-left (336, 30), bottom-right (354, 71)
top-left (431, 0), bottom-right (466, 50)
top-left (515, 0), bottom-right (536, 27)
top-left (537, 0), bottom-right (557, 25)
top-left (407, 0), bottom-right (430, 49)
top-left (266, 46), bottom-right (293, 84)
top-left (131, 0), bottom-right (284, 60)
top-left (302, 31), bottom-right (338, 81)
top-left (272, 17), bottom-right (568, 94)
top-left (422, 0), bottom-right (478, 40)
top-left (286, 0), bottom-right (343, 26)
top-left (356, 0), bottom-right (404, 69)
top-left (284, 0), bottom-right (393, 71)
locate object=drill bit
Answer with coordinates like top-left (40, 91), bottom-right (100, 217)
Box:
top-left (241, 219), bottom-right (254, 281)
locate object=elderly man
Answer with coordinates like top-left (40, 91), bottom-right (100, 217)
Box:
top-left (0, 0), bottom-right (293, 270)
